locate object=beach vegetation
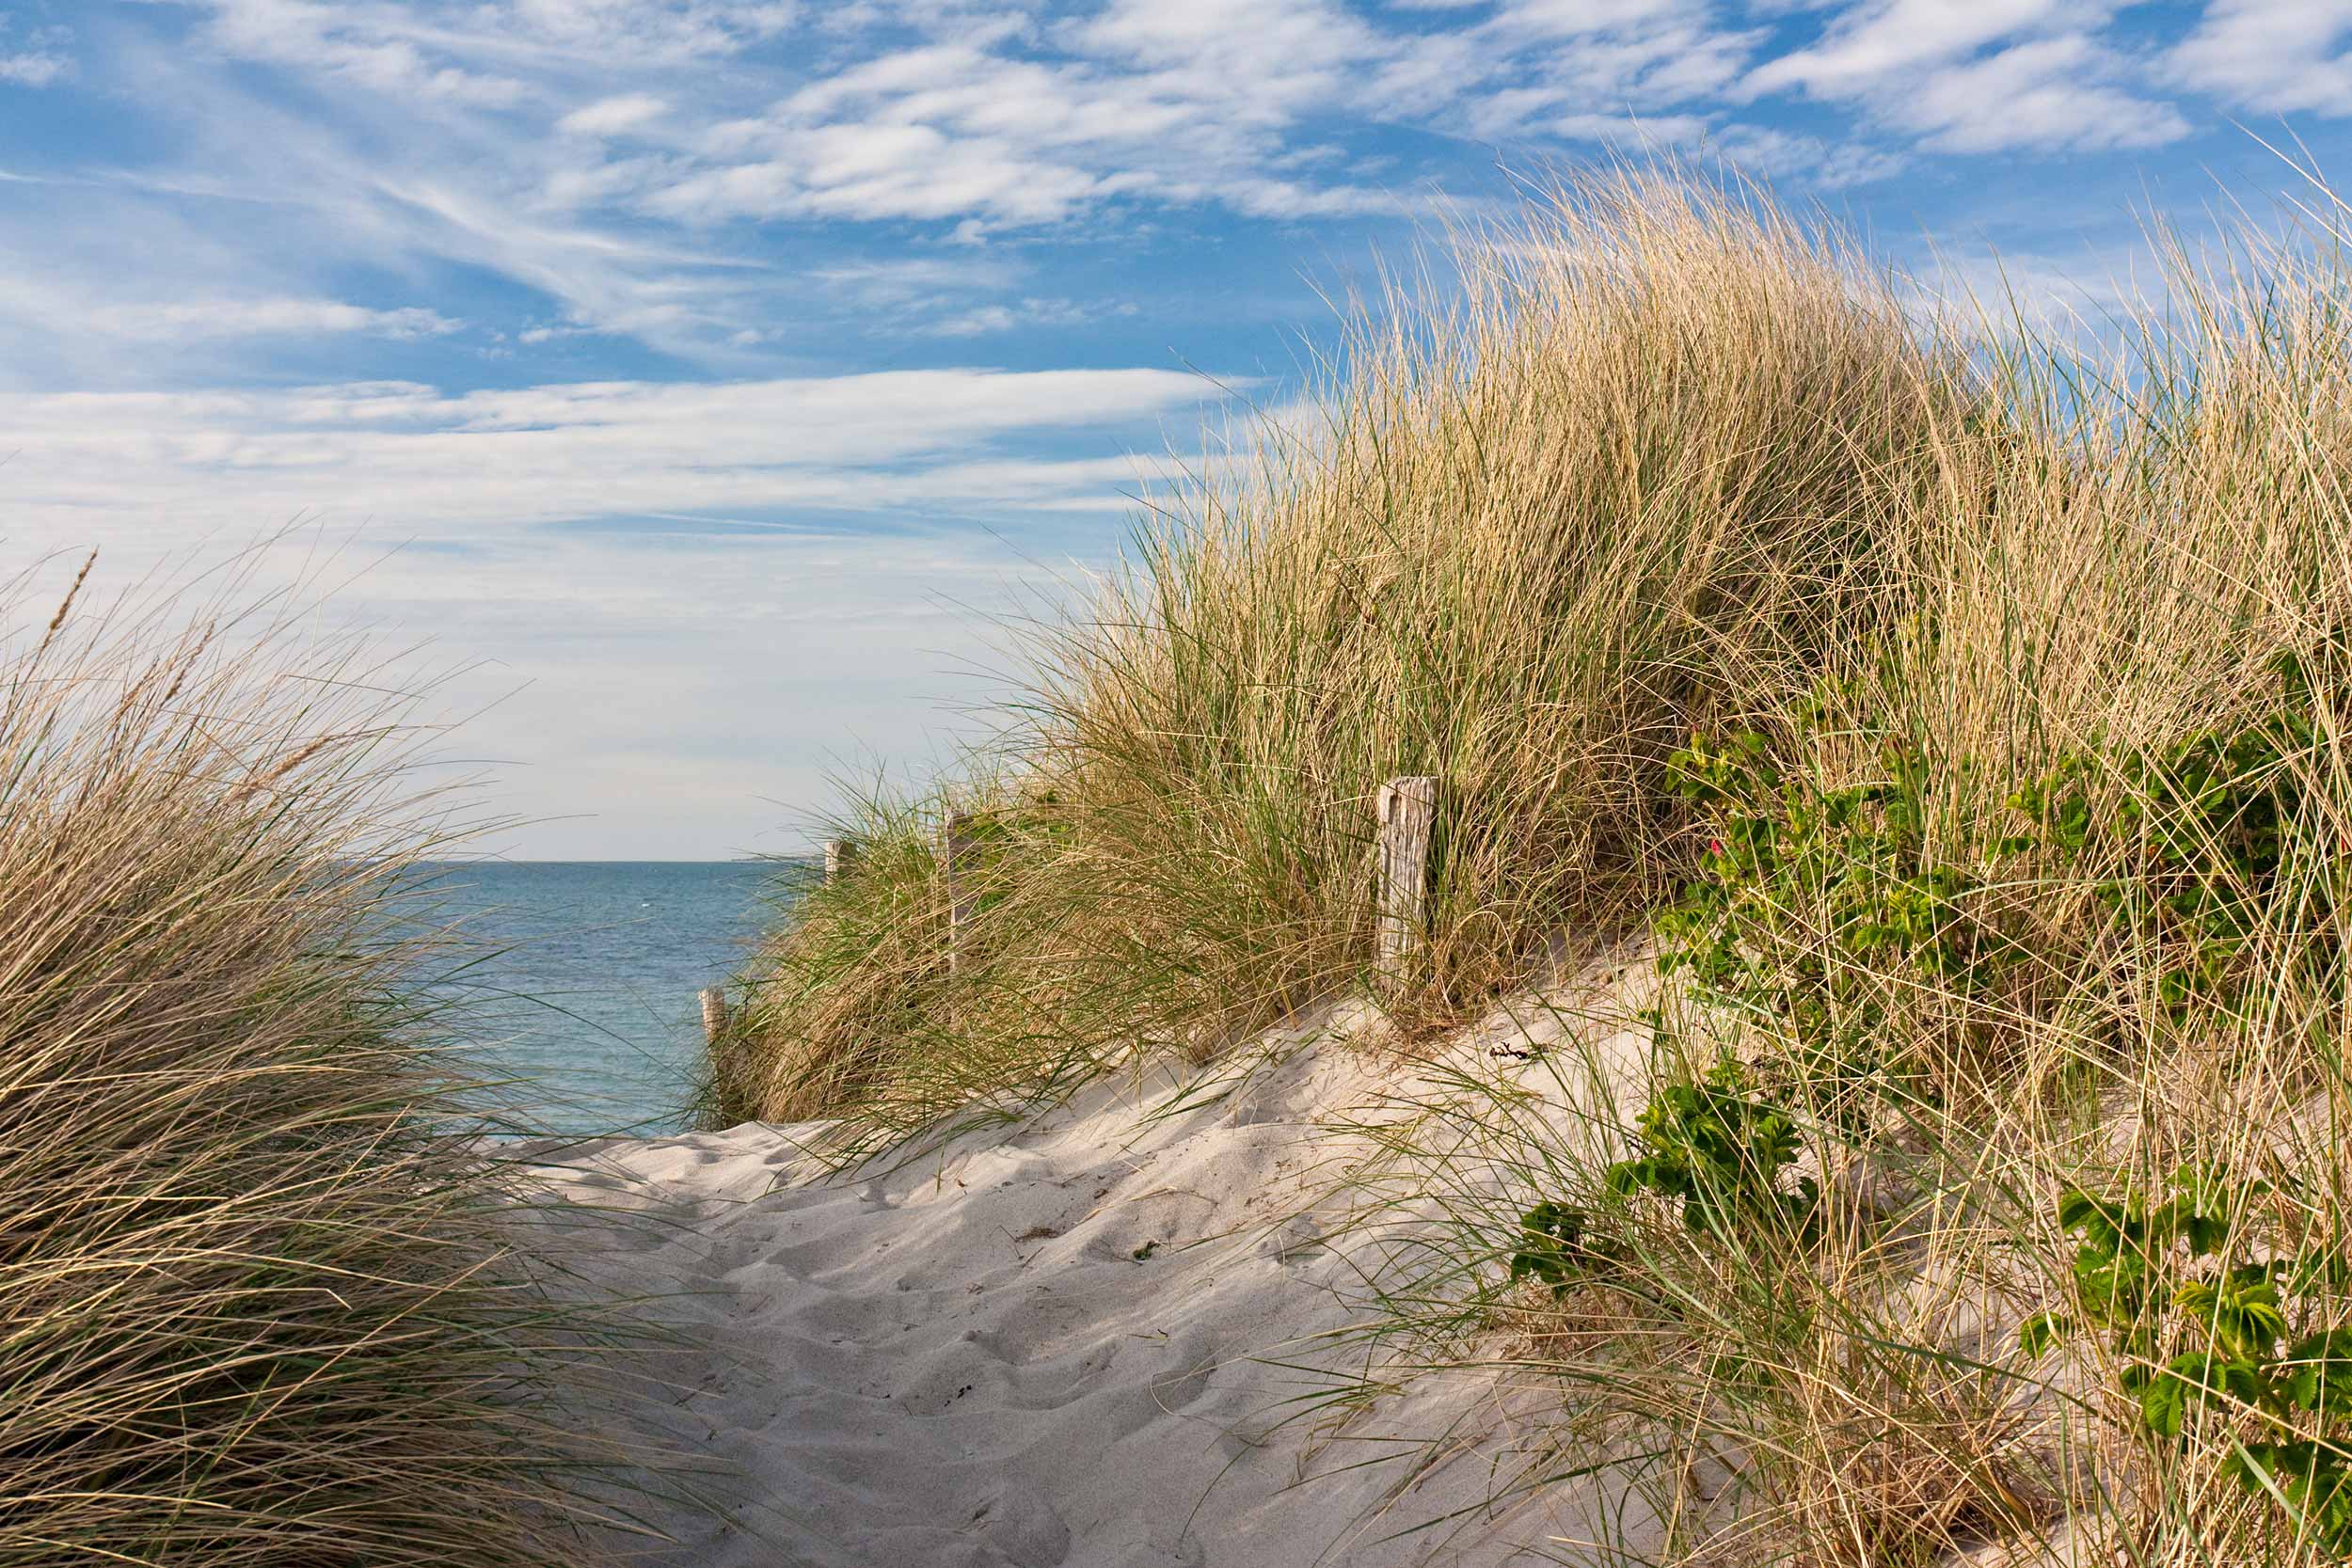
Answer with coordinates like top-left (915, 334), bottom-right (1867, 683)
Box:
top-left (722, 156), bottom-right (2352, 1561)
top-left (0, 562), bottom-right (659, 1567)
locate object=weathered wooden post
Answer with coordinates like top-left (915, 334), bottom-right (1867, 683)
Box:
top-left (1374, 775), bottom-right (1438, 991)
top-left (937, 813), bottom-right (978, 974)
top-left (699, 986), bottom-right (730, 1046)
top-left (822, 837), bottom-right (858, 884)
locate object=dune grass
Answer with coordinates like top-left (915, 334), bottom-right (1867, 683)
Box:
top-left (0, 561), bottom-right (659, 1566)
top-left (1309, 182), bottom-right (2352, 1564)
top-left (710, 160), bottom-right (2352, 1560)
top-left (707, 169), bottom-right (1976, 1153)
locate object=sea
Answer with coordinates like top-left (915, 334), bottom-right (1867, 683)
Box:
top-left (412, 860), bottom-right (802, 1136)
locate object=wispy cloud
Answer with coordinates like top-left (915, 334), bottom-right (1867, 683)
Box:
top-left (1745, 1), bottom-right (2188, 153)
top-left (194, 0), bottom-right (797, 87)
top-left (0, 356), bottom-right (1231, 855)
top-left (87, 297), bottom-right (461, 342)
top-left (0, 0), bottom-right (2324, 853)
top-left (20, 0), bottom-right (1925, 378)
top-left (0, 366), bottom-right (1232, 543)
top-left (923, 293), bottom-right (1138, 335)
top-left (2169, 0), bottom-right (2352, 118)
top-left (558, 92), bottom-right (671, 137)
top-left (0, 12), bottom-right (72, 87)
top-left (198, 0), bottom-right (531, 106)
top-left (0, 50), bottom-right (68, 87)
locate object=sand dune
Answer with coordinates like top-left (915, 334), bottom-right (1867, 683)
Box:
top-left (525, 1001), bottom-right (1650, 1568)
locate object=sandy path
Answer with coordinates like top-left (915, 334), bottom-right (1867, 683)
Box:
top-left (525, 1007), bottom-right (1646, 1568)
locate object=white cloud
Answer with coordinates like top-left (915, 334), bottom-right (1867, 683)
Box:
top-left (652, 116), bottom-right (1127, 226)
top-left (0, 367), bottom-right (1231, 540)
top-left (812, 256), bottom-right (1027, 304)
top-left (199, 0), bottom-right (531, 105)
top-left (52, 0), bottom-right (1910, 372)
top-left (2169, 0), bottom-right (2352, 117)
top-left (646, 25), bottom-right (1391, 230)
top-left (1715, 124), bottom-right (1908, 187)
top-left (1074, 0), bottom-right (1393, 115)
top-left (1743, 0), bottom-right (2188, 153)
top-left (930, 304), bottom-right (1019, 336)
top-left (801, 260), bottom-right (1142, 338)
top-left (926, 296), bottom-right (1121, 336)
top-left (558, 92), bottom-right (670, 136)
top-left (0, 360), bottom-right (1232, 856)
top-left (1747, 0), bottom-right (2069, 95)
top-left (196, 0), bottom-right (798, 84)
top-left (1901, 245), bottom-right (2149, 333)
top-left (1904, 37), bottom-right (2189, 152)
top-left (1546, 110), bottom-right (1714, 145)
top-left (0, 0), bottom-right (2286, 858)
top-left (88, 298), bottom-right (461, 342)
top-left (341, 521), bottom-right (1050, 858)
top-left (0, 51), bottom-right (68, 87)
top-left (631, 0), bottom-right (1781, 232)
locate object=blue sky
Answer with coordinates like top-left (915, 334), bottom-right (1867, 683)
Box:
top-left (1, 0), bottom-right (2345, 857)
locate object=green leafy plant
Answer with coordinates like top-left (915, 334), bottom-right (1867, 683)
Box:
top-left (1504, 693), bottom-right (1935, 1299)
top-left (1657, 644), bottom-right (2344, 1111)
top-left (1507, 1200), bottom-right (1602, 1295)
top-left (2021, 1165), bottom-right (2352, 1555)
top-left (1604, 1058), bottom-right (1820, 1243)
top-left (2006, 646), bottom-right (2343, 1023)
top-left (1654, 691), bottom-right (1998, 1129)
top-left (1505, 1057), bottom-right (1818, 1301)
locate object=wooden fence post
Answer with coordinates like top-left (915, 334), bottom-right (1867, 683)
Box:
top-left (937, 813), bottom-right (978, 974)
top-left (822, 837), bottom-right (858, 884)
top-left (1374, 775), bottom-right (1438, 990)
top-left (699, 986), bottom-right (730, 1046)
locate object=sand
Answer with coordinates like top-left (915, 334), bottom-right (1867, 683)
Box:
top-left (522, 997), bottom-right (1655, 1568)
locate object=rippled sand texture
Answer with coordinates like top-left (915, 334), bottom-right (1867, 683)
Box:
top-left (525, 1000), bottom-right (1654, 1568)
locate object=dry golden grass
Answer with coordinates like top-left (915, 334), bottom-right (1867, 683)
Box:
top-left (0, 557), bottom-right (656, 1566)
top-left (713, 168), bottom-right (1975, 1153)
top-left (723, 159), bottom-right (2352, 1561)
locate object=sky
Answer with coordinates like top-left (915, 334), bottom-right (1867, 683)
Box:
top-left (1, 0), bottom-right (2348, 859)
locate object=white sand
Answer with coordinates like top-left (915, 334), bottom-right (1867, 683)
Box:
top-left (525, 999), bottom-right (1654, 1568)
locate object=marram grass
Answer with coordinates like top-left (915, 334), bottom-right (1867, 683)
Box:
top-left (0, 562), bottom-right (659, 1566)
top-left (719, 160), bottom-right (2352, 1562)
top-left (709, 167), bottom-right (1973, 1154)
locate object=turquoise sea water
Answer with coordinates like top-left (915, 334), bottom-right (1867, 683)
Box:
top-left (415, 860), bottom-right (799, 1136)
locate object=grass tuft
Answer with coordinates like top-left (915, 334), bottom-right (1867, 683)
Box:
top-left (0, 557), bottom-right (658, 1567)
top-left (716, 166), bottom-right (1976, 1153)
